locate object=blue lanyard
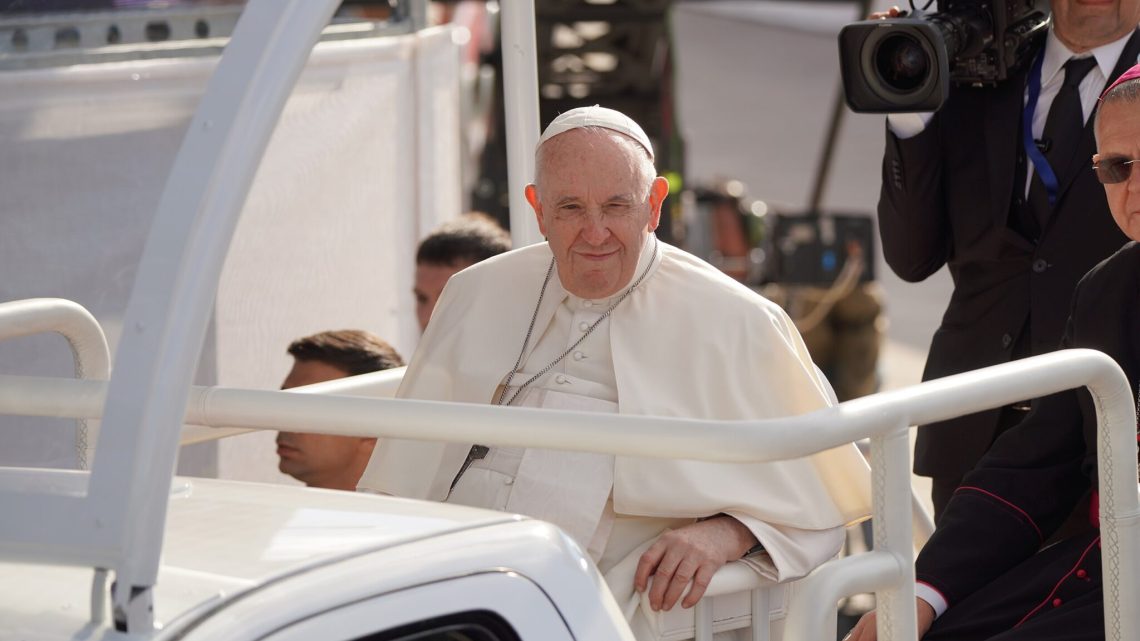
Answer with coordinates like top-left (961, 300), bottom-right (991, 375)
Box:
top-left (1022, 50), bottom-right (1060, 206)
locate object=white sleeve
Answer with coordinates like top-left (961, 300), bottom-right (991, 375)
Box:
top-left (915, 581), bottom-right (949, 618)
top-left (725, 511), bottom-right (844, 583)
top-left (886, 112), bottom-right (935, 139)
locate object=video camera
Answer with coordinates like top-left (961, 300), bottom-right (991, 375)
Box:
top-left (838, 0), bottom-right (1049, 113)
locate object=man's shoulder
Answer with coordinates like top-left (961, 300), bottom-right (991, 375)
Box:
top-left (425, 243), bottom-right (552, 331)
top-left (1077, 241), bottom-right (1140, 298)
top-left (657, 243), bottom-right (787, 319)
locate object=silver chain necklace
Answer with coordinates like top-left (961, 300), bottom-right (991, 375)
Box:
top-left (494, 237), bottom-right (659, 407)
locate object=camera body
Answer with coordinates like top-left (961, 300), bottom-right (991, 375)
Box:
top-left (839, 0), bottom-right (1049, 113)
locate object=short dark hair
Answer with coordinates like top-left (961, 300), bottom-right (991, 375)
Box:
top-left (287, 330), bottom-right (404, 376)
top-left (416, 212), bottom-right (511, 267)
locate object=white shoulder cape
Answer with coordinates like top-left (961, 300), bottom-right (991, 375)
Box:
top-left (359, 240), bottom-right (869, 570)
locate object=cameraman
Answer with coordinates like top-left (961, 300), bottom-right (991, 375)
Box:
top-left (876, 1), bottom-right (1140, 520)
top-left (848, 59), bottom-right (1140, 641)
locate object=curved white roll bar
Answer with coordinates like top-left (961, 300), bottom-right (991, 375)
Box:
top-left (0, 298), bottom-right (110, 470)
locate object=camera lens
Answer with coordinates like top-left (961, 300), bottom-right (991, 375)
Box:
top-left (874, 33), bottom-right (930, 92)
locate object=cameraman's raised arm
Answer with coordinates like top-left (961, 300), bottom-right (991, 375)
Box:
top-left (877, 108), bottom-right (952, 282)
top-left (869, 4), bottom-right (951, 283)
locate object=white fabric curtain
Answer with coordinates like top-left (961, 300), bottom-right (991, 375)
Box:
top-left (0, 26), bottom-right (464, 482)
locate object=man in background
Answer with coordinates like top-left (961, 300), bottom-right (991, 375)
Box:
top-left (414, 212), bottom-right (511, 332)
top-left (876, 0), bottom-right (1140, 518)
top-left (276, 329), bottom-right (404, 490)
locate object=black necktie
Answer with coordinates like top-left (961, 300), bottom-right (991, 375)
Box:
top-left (1029, 56), bottom-right (1098, 223)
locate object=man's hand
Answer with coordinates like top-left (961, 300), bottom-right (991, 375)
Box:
top-left (634, 515), bottom-right (757, 611)
top-left (843, 598), bottom-right (936, 641)
top-left (868, 6), bottom-right (905, 20)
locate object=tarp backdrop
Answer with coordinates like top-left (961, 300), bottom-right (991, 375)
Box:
top-left (0, 26), bottom-right (465, 484)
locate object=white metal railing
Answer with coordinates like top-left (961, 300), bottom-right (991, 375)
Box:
top-left (0, 298), bottom-right (110, 470)
top-left (178, 366), bottom-right (407, 445)
top-left (500, 0), bottom-right (543, 247)
top-left (0, 344), bottom-right (1135, 640)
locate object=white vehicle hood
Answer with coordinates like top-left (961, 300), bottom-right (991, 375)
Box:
top-left (0, 475), bottom-right (517, 640)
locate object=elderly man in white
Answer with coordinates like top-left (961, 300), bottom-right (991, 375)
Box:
top-left (359, 106), bottom-right (864, 639)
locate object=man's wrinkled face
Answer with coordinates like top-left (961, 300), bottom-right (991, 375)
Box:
top-left (1052, 0), bottom-right (1140, 52)
top-left (276, 359), bottom-right (376, 490)
top-left (414, 261), bottom-right (471, 332)
top-left (526, 129), bottom-right (667, 299)
top-left (1095, 99), bottom-right (1140, 241)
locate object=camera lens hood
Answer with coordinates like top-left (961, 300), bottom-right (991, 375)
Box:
top-left (839, 18), bottom-right (951, 113)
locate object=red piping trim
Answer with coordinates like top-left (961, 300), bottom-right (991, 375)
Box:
top-left (955, 486), bottom-right (1043, 541)
top-left (1012, 536), bottom-right (1100, 629)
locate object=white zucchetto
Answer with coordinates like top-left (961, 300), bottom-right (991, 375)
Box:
top-left (537, 105), bottom-right (654, 160)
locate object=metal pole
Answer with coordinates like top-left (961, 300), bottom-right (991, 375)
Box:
top-left (87, 0), bottom-right (342, 631)
top-left (1093, 363), bottom-right (1140, 641)
top-left (806, 80), bottom-right (846, 215)
top-left (499, 0), bottom-right (543, 246)
top-left (870, 421), bottom-right (918, 641)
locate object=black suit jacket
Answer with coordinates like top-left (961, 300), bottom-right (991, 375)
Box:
top-left (914, 241), bottom-right (1140, 625)
top-left (878, 31), bottom-right (1140, 478)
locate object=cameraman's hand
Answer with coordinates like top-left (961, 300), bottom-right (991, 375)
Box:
top-left (868, 6), bottom-right (906, 20)
top-left (842, 598), bottom-right (935, 641)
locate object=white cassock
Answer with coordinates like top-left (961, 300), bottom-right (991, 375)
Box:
top-left (358, 235), bottom-right (869, 640)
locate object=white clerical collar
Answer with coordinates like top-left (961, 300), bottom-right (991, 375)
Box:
top-left (1041, 26), bottom-right (1134, 88)
top-left (564, 233), bottom-right (661, 309)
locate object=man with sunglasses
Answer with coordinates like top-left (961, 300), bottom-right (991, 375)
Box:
top-left (846, 64), bottom-right (1140, 641)
top-left (876, 1), bottom-right (1140, 521)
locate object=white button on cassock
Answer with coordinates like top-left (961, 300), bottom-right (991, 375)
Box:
top-left (578, 321), bottom-right (589, 332)
top-left (573, 351), bottom-right (585, 361)
top-left (555, 374), bottom-right (570, 384)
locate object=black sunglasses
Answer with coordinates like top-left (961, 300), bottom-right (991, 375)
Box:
top-left (1093, 156), bottom-right (1140, 184)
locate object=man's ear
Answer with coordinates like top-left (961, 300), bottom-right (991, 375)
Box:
top-left (647, 176), bottom-right (669, 232)
top-left (525, 184), bottom-right (547, 236)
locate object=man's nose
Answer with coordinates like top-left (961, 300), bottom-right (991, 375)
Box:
top-left (580, 209), bottom-right (611, 244)
top-left (1129, 166), bottom-right (1140, 193)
